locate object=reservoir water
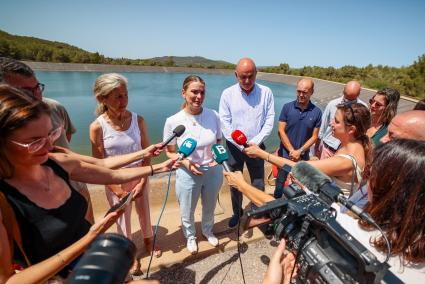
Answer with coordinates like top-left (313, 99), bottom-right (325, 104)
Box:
top-left (37, 71), bottom-right (295, 158)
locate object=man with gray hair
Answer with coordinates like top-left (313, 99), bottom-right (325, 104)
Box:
top-left (315, 80), bottom-right (367, 159)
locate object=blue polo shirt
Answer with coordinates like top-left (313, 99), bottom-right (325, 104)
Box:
top-left (278, 100), bottom-right (322, 160)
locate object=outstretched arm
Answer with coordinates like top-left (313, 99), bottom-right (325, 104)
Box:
top-left (224, 171), bottom-right (274, 207)
top-left (51, 144), bottom-right (162, 170)
top-left (244, 143), bottom-right (296, 169)
top-left (50, 153), bottom-right (177, 185)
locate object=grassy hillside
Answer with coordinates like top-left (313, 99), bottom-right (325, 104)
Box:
top-left (1, 29), bottom-right (423, 98)
top-left (0, 29), bottom-right (234, 69)
top-left (260, 56), bottom-right (425, 99)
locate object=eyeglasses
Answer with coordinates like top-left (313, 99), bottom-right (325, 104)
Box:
top-left (337, 102), bottom-right (356, 125)
top-left (369, 98), bottom-right (384, 108)
top-left (9, 126), bottom-right (62, 153)
top-left (19, 83), bottom-right (45, 97)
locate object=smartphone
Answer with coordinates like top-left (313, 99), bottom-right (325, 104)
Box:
top-left (105, 191), bottom-right (134, 216)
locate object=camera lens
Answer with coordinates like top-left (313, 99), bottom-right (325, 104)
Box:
top-left (67, 233), bottom-right (136, 284)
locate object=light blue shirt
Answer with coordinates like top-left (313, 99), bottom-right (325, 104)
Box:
top-left (219, 83), bottom-right (275, 148)
top-left (318, 96), bottom-right (367, 150)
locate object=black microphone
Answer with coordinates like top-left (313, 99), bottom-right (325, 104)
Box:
top-left (291, 162), bottom-right (375, 224)
top-left (160, 125), bottom-right (185, 149)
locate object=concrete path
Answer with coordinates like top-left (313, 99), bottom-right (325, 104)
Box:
top-left (89, 169), bottom-right (277, 283)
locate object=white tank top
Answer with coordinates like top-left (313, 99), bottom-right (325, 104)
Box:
top-left (97, 112), bottom-right (142, 167)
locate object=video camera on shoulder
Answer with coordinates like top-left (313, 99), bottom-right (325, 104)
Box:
top-left (247, 163), bottom-right (392, 284)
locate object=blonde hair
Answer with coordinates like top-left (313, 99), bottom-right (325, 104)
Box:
top-left (181, 75), bottom-right (205, 109)
top-left (93, 73), bottom-right (128, 115)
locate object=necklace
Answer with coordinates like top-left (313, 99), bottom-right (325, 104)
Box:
top-left (106, 112), bottom-right (129, 129)
top-left (183, 109), bottom-right (203, 140)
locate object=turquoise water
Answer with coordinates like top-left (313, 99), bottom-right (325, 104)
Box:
top-left (37, 71), bottom-right (295, 158)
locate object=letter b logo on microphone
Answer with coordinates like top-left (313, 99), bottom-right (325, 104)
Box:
top-left (215, 145), bottom-right (226, 155)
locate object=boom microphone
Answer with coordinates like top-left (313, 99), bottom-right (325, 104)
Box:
top-left (177, 138), bottom-right (197, 161)
top-left (161, 125), bottom-right (186, 149)
top-left (292, 162), bottom-right (375, 224)
top-left (211, 144), bottom-right (232, 172)
top-left (231, 130), bottom-right (249, 148)
top-left (291, 161), bottom-right (333, 193)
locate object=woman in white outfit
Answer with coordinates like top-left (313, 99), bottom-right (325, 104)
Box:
top-left (163, 75), bottom-right (223, 254)
top-left (89, 73), bottom-right (161, 274)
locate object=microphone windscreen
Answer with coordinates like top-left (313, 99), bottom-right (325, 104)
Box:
top-left (173, 125), bottom-right (185, 137)
top-left (211, 144), bottom-right (229, 164)
top-left (231, 130), bottom-right (247, 146)
top-left (291, 161), bottom-right (332, 193)
top-left (178, 138), bottom-right (197, 158)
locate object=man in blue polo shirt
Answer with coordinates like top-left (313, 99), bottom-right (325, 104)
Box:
top-left (275, 78), bottom-right (322, 198)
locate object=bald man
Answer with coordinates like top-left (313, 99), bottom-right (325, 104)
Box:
top-left (219, 57), bottom-right (275, 227)
top-left (316, 80), bottom-right (367, 159)
top-left (274, 78), bottom-right (322, 198)
top-left (380, 110), bottom-right (425, 143)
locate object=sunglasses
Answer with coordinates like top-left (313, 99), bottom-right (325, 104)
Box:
top-left (369, 98), bottom-right (385, 108)
top-left (9, 126), bottom-right (62, 153)
top-left (337, 102), bottom-right (356, 124)
top-left (19, 83), bottom-right (45, 97)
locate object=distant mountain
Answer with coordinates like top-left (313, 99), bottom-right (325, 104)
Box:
top-left (148, 56), bottom-right (234, 69)
top-left (0, 29), bottom-right (235, 69)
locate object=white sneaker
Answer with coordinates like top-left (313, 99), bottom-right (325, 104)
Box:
top-left (187, 236), bottom-right (198, 254)
top-left (203, 233), bottom-right (219, 247)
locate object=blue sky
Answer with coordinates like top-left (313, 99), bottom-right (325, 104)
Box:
top-left (1, 0), bottom-right (424, 67)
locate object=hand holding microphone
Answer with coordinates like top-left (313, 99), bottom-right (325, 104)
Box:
top-left (142, 143), bottom-right (164, 159)
top-left (231, 130), bottom-right (264, 159)
top-left (177, 138), bottom-right (202, 175)
top-left (160, 125), bottom-right (186, 149)
top-left (211, 144), bottom-right (232, 172)
top-left (231, 130), bottom-right (249, 148)
top-left (177, 138), bottom-right (197, 161)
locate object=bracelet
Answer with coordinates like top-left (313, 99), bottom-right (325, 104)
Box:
top-left (267, 153), bottom-right (271, 162)
top-left (56, 253), bottom-right (65, 264)
top-left (150, 165), bottom-right (154, 176)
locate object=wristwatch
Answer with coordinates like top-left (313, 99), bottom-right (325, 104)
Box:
top-left (300, 147), bottom-right (305, 155)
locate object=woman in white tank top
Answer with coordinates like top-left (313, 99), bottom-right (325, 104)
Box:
top-left (89, 73), bottom-right (161, 274)
top-left (245, 103), bottom-right (372, 197)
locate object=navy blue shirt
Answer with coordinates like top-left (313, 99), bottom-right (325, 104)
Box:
top-left (278, 100), bottom-right (322, 160)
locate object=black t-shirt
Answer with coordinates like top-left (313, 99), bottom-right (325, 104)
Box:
top-left (0, 158), bottom-right (91, 264)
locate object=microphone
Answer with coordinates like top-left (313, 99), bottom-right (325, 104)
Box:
top-left (231, 130), bottom-right (249, 148)
top-left (161, 125), bottom-right (186, 149)
top-left (291, 162), bottom-right (375, 224)
top-left (211, 144), bottom-right (232, 172)
top-left (177, 138), bottom-right (197, 161)
top-left (291, 161), bottom-right (333, 194)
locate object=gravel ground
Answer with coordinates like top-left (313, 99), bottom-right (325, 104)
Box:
top-left (139, 238), bottom-right (279, 284)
